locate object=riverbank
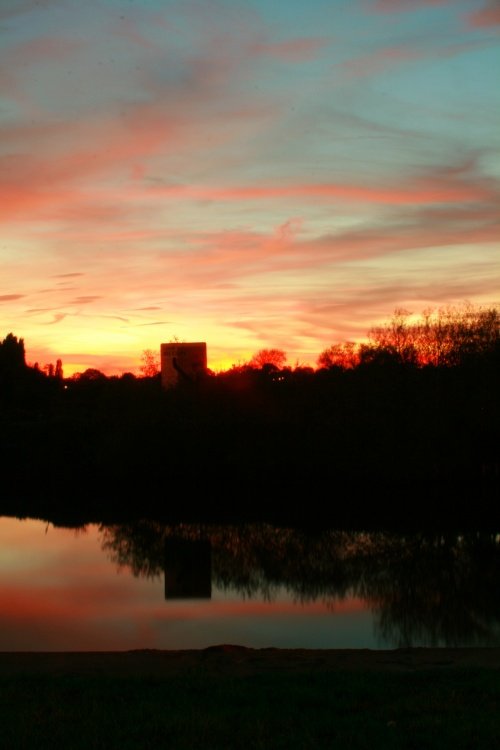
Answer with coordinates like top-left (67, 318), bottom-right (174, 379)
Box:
top-left (1, 647), bottom-right (499, 749)
top-left (2, 645), bottom-right (500, 676)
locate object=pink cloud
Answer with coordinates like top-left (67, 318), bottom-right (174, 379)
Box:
top-left (0, 60), bottom-right (280, 223)
top-left (0, 101), bottom-right (184, 220)
top-left (339, 44), bottom-right (423, 80)
top-left (249, 36), bottom-right (329, 62)
top-left (138, 200), bottom-right (498, 297)
top-left (5, 35), bottom-right (84, 63)
top-left (370, 0), bottom-right (449, 12)
top-left (0, 35), bottom-right (83, 116)
top-left (274, 217), bottom-right (303, 241)
top-left (111, 17), bottom-right (160, 50)
top-left (304, 216), bottom-right (499, 265)
top-left (466, 1), bottom-right (500, 27)
top-left (151, 170), bottom-right (496, 206)
top-left (368, 0), bottom-right (500, 30)
top-left (0, 35), bottom-right (83, 92)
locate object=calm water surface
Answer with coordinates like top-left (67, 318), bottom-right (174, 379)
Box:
top-left (0, 517), bottom-right (498, 651)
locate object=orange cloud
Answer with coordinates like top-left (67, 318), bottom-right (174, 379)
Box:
top-left (53, 272), bottom-right (85, 278)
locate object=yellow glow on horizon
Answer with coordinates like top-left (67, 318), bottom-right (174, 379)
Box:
top-left (209, 356), bottom-right (250, 373)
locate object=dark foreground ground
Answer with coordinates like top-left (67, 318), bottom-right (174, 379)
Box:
top-left (1, 647), bottom-right (499, 749)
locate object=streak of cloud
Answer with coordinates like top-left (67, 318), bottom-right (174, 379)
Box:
top-left (248, 36), bottom-right (330, 62)
top-left (70, 296), bottom-right (101, 304)
top-left (48, 313), bottom-right (68, 325)
top-left (369, 0), bottom-right (450, 13)
top-left (53, 273), bottom-right (85, 278)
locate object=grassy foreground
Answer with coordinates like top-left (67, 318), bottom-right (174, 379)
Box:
top-left (0, 649), bottom-right (499, 749)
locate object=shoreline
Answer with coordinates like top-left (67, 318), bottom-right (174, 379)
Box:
top-left (2, 646), bottom-right (500, 677)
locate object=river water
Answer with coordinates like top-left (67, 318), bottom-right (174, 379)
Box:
top-left (0, 517), bottom-right (498, 651)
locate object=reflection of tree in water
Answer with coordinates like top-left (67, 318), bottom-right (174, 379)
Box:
top-left (100, 523), bottom-right (500, 647)
top-left (360, 533), bottom-right (500, 647)
top-left (101, 522), bottom-right (167, 580)
top-left (100, 523), bottom-right (355, 602)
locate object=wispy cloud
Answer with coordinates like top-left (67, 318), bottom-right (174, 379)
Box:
top-left (149, 165), bottom-right (498, 207)
top-left (0, 0), bottom-right (65, 21)
top-left (338, 45), bottom-right (422, 80)
top-left (368, 0), bottom-right (500, 30)
top-left (70, 296), bottom-right (101, 304)
top-left (369, 0), bottom-right (450, 13)
top-left (53, 273), bottom-right (85, 278)
top-left (133, 321), bottom-right (171, 327)
top-left (100, 315), bottom-right (129, 323)
top-left (248, 36), bottom-right (329, 62)
top-left (48, 313), bottom-right (68, 325)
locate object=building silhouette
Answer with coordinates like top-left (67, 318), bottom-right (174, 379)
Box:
top-left (160, 342), bottom-right (207, 388)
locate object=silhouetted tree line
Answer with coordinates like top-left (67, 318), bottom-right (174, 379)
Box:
top-left (316, 305), bottom-right (500, 369)
top-left (0, 305), bottom-right (498, 527)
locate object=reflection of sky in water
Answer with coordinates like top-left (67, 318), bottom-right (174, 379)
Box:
top-left (0, 518), bottom-right (384, 651)
top-left (160, 587), bottom-right (379, 650)
top-left (1, 518), bottom-right (499, 651)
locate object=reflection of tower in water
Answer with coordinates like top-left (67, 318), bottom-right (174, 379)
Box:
top-left (164, 537), bottom-right (212, 600)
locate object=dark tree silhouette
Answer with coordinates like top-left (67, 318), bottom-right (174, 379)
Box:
top-left (140, 349), bottom-right (160, 377)
top-left (317, 341), bottom-right (359, 370)
top-left (367, 305), bottom-right (500, 367)
top-left (73, 368), bottom-right (107, 381)
top-left (249, 348), bottom-right (287, 369)
top-left (0, 333), bottom-right (26, 372)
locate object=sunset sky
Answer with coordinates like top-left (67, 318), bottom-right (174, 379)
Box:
top-left (1, 0), bottom-right (499, 375)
